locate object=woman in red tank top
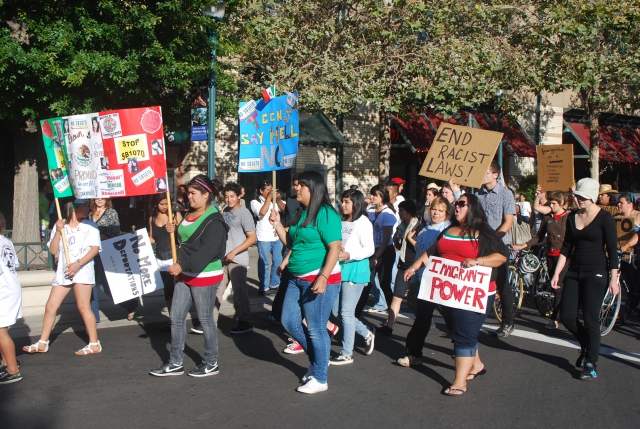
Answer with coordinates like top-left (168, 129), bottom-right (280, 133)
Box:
top-left (408, 194), bottom-right (508, 396)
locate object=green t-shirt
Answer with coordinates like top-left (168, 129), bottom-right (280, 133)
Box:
top-left (287, 205), bottom-right (342, 276)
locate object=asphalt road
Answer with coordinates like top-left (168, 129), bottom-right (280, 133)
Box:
top-left (1, 301), bottom-right (639, 429)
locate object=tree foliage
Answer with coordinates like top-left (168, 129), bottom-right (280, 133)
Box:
top-left (0, 0), bottom-right (241, 127)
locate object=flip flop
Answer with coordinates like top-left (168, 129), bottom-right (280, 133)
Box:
top-left (443, 387), bottom-right (467, 396)
top-left (467, 369), bottom-right (487, 380)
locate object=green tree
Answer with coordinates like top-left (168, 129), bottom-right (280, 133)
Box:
top-left (514, 1), bottom-right (640, 179)
top-left (232, 0), bottom-right (528, 181)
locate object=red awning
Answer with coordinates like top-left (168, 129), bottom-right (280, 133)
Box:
top-left (564, 121), bottom-right (640, 163)
top-left (392, 108), bottom-right (535, 157)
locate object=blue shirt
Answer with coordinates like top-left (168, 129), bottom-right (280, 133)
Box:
top-left (475, 183), bottom-right (516, 245)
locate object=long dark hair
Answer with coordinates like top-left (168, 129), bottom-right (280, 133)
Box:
top-left (370, 184), bottom-right (395, 213)
top-left (342, 189), bottom-right (367, 221)
top-left (292, 171), bottom-right (337, 228)
top-left (150, 193), bottom-right (168, 218)
top-left (62, 201), bottom-right (75, 223)
top-left (450, 194), bottom-right (495, 240)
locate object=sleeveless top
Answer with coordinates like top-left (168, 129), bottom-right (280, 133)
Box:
top-left (152, 219), bottom-right (173, 261)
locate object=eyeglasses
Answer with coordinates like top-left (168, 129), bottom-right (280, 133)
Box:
top-left (455, 200), bottom-right (468, 208)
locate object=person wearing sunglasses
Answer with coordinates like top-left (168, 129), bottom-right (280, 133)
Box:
top-left (475, 161), bottom-right (516, 338)
top-left (406, 195), bottom-right (507, 395)
top-left (551, 178), bottom-right (619, 381)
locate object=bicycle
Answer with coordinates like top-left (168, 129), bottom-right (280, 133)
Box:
top-left (493, 247), bottom-right (556, 323)
top-left (599, 251), bottom-right (634, 336)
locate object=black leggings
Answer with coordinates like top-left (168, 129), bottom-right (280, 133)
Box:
top-left (546, 255), bottom-right (568, 321)
top-left (496, 263), bottom-right (514, 325)
top-left (559, 269), bottom-right (608, 365)
top-left (406, 299), bottom-right (438, 358)
top-left (355, 246), bottom-right (396, 318)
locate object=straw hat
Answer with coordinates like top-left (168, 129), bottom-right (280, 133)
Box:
top-left (426, 182), bottom-right (441, 191)
top-left (598, 184), bottom-right (617, 194)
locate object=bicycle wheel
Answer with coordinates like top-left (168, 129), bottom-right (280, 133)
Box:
top-left (534, 263), bottom-right (555, 317)
top-left (600, 289), bottom-right (621, 336)
top-left (493, 265), bottom-right (523, 322)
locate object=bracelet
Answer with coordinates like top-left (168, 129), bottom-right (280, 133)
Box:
top-left (476, 259), bottom-right (479, 266)
top-left (319, 274), bottom-right (328, 280)
top-left (76, 259), bottom-right (83, 267)
top-left (408, 267), bottom-right (415, 273)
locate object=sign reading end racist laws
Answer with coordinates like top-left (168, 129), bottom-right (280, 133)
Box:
top-left (99, 229), bottom-right (163, 304)
top-left (418, 256), bottom-right (493, 313)
top-left (419, 124), bottom-right (503, 188)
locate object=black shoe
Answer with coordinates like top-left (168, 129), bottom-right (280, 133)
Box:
top-left (377, 325), bottom-right (393, 336)
top-left (260, 314), bottom-right (281, 325)
top-left (230, 323), bottom-right (254, 335)
top-left (188, 362), bottom-right (219, 377)
top-left (265, 287), bottom-right (279, 296)
top-left (493, 323), bottom-right (515, 338)
top-left (579, 363), bottom-right (597, 380)
top-left (0, 360), bottom-right (19, 374)
top-left (150, 363), bottom-right (184, 377)
top-left (190, 324), bottom-right (204, 334)
top-left (0, 370), bottom-right (22, 384)
top-left (257, 290), bottom-right (266, 296)
top-left (575, 349), bottom-right (586, 369)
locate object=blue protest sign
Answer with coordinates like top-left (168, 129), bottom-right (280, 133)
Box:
top-left (238, 92), bottom-right (299, 172)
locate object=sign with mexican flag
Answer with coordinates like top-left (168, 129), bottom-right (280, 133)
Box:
top-left (40, 117), bottom-right (74, 198)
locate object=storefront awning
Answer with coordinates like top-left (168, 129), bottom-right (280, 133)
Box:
top-left (392, 108), bottom-right (536, 157)
top-left (563, 120), bottom-right (640, 163)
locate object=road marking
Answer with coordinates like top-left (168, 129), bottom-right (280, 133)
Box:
top-left (424, 316), bottom-right (640, 365)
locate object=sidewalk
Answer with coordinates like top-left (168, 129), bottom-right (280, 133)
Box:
top-left (11, 246), bottom-right (275, 338)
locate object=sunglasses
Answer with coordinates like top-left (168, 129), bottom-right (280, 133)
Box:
top-left (455, 200), bottom-right (468, 208)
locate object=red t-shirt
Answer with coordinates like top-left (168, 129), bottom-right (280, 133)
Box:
top-left (437, 233), bottom-right (496, 293)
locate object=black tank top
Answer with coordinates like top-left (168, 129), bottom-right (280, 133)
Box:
top-left (152, 220), bottom-right (173, 260)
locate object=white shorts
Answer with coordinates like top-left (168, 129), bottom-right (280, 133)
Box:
top-left (0, 273), bottom-right (22, 327)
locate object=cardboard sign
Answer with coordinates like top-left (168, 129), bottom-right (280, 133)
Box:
top-left (616, 216), bottom-right (636, 246)
top-left (98, 229), bottom-right (163, 304)
top-left (417, 256), bottom-right (493, 313)
top-left (419, 124), bottom-right (503, 188)
top-left (40, 117), bottom-right (74, 198)
top-left (537, 145), bottom-right (574, 191)
top-left (238, 92), bottom-right (299, 172)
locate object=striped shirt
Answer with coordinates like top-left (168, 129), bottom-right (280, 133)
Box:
top-left (475, 184), bottom-right (516, 246)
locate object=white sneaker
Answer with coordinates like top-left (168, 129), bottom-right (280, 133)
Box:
top-left (329, 354), bottom-right (353, 365)
top-left (296, 376), bottom-right (328, 394)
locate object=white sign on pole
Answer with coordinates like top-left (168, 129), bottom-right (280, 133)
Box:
top-left (418, 256), bottom-right (492, 314)
top-left (99, 228), bottom-right (163, 304)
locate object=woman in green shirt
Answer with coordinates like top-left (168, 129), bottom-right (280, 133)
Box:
top-left (270, 171), bottom-right (342, 394)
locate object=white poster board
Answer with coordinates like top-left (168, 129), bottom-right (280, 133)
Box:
top-left (418, 256), bottom-right (492, 314)
top-left (99, 228), bottom-right (163, 304)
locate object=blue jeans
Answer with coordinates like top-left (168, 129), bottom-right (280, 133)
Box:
top-left (441, 294), bottom-right (495, 357)
top-left (332, 281), bottom-right (370, 356)
top-left (390, 250), bottom-right (400, 293)
top-left (257, 240), bottom-right (283, 291)
top-left (281, 277), bottom-right (340, 384)
top-left (372, 276), bottom-right (388, 310)
top-left (170, 281), bottom-right (220, 366)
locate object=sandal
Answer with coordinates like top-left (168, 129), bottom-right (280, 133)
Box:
top-left (23, 340), bottom-right (49, 354)
top-left (127, 311), bottom-right (136, 321)
top-left (443, 387), bottom-right (467, 396)
top-left (75, 341), bottom-right (102, 356)
top-left (467, 368), bottom-right (486, 380)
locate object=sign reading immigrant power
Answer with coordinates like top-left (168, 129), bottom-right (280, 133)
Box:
top-left (418, 256), bottom-right (493, 313)
top-left (238, 92), bottom-right (299, 172)
top-left (99, 229), bottom-right (163, 304)
top-left (537, 144), bottom-right (574, 191)
top-left (419, 124), bottom-right (503, 188)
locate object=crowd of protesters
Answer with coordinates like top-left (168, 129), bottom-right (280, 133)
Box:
top-left (1, 166), bottom-right (638, 394)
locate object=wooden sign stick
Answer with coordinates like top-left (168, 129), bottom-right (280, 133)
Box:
top-left (54, 198), bottom-right (71, 267)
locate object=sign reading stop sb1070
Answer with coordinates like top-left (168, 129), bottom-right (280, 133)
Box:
top-left (419, 124), bottom-right (503, 188)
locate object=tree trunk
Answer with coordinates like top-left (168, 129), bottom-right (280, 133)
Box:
top-left (12, 160), bottom-right (39, 243)
top-left (379, 110), bottom-right (391, 183)
top-left (588, 116), bottom-right (599, 180)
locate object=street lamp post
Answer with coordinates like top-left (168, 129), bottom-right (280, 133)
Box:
top-left (203, 2), bottom-right (226, 180)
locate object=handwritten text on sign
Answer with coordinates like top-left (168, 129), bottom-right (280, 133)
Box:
top-left (537, 145), bottom-right (574, 191)
top-left (419, 124), bottom-right (503, 188)
top-left (417, 256), bottom-right (492, 313)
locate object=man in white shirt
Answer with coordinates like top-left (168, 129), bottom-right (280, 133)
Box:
top-left (250, 179), bottom-right (286, 296)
